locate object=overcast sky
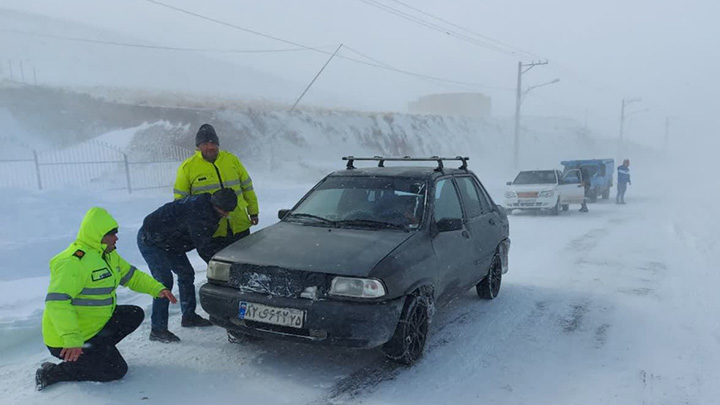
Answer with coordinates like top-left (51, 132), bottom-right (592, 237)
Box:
top-left (2, 0), bottom-right (718, 149)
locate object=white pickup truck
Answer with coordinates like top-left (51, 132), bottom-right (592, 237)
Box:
top-left (503, 169), bottom-right (586, 215)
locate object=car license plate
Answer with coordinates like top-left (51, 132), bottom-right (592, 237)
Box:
top-left (239, 301), bottom-right (305, 329)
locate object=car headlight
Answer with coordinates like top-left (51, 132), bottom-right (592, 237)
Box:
top-left (504, 191), bottom-right (517, 198)
top-left (329, 277), bottom-right (386, 298)
top-left (207, 260), bottom-right (231, 282)
top-left (539, 190), bottom-right (555, 197)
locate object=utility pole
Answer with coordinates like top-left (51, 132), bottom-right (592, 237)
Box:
top-left (513, 60), bottom-right (549, 169)
top-left (618, 97), bottom-right (641, 159)
top-left (291, 44), bottom-right (343, 111)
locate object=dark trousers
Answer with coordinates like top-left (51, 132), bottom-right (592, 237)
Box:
top-left (46, 305), bottom-right (144, 383)
top-left (137, 233), bottom-right (196, 331)
top-left (616, 182), bottom-right (628, 203)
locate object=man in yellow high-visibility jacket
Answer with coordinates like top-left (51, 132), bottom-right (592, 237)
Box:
top-left (36, 207), bottom-right (177, 390)
top-left (173, 123), bottom-right (259, 251)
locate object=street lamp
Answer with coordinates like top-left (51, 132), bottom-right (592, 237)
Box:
top-left (513, 62), bottom-right (560, 169)
top-left (522, 78), bottom-right (561, 102)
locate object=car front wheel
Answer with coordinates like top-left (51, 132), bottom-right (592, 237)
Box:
top-left (550, 199), bottom-right (560, 216)
top-left (382, 294), bottom-right (430, 365)
top-left (477, 254), bottom-right (502, 299)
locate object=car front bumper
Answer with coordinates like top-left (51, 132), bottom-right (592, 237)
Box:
top-left (504, 196), bottom-right (557, 209)
top-left (199, 283), bottom-right (405, 349)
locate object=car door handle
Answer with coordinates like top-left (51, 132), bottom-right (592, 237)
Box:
top-left (488, 218), bottom-right (496, 226)
top-left (577, 185), bottom-right (583, 188)
top-left (462, 230), bottom-right (470, 239)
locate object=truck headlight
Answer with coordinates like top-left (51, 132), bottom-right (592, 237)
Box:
top-left (539, 190), bottom-right (555, 197)
top-left (504, 191), bottom-right (517, 198)
top-left (329, 277), bottom-right (386, 298)
top-left (207, 260), bottom-right (231, 282)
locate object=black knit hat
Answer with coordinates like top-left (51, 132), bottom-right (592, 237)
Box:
top-left (210, 188), bottom-right (238, 212)
top-left (196, 124), bottom-right (219, 146)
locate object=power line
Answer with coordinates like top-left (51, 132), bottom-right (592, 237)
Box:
top-left (383, 0), bottom-right (541, 59)
top-left (141, 0), bottom-right (512, 91)
top-left (356, 0), bottom-right (534, 59)
top-left (362, 1), bottom-right (636, 106)
top-left (0, 28), bottom-right (329, 54)
top-left (342, 45), bottom-right (482, 92)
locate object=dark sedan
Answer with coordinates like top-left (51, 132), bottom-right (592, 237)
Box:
top-left (200, 156), bottom-right (510, 364)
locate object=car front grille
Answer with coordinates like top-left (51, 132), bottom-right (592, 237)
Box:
top-left (228, 263), bottom-right (329, 298)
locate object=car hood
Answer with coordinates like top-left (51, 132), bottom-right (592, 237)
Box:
top-left (212, 221), bottom-right (414, 277)
top-left (508, 184), bottom-right (557, 193)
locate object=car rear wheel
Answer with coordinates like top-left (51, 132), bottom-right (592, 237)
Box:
top-left (602, 188), bottom-right (610, 199)
top-left (562, 204), bottom-right (569, 211)
top-left (477, 254), bottom-right (502, 300)
top-left (588, 189), bottom-right (598, 203)
top-left (382, 294), bottom-right (430, 365)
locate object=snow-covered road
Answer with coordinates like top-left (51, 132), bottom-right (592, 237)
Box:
top-left (1, 171), bottom-right (718, 405)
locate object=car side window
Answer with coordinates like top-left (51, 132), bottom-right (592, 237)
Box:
top-left (434, 179), bottom-right (463, 221)
top-left (455, 176), bottom-right (483, 218)
top-left (475, 181), bottom-right (495, 213)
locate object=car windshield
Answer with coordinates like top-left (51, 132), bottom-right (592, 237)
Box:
top-left (564, 165), bottom-right (598, 177)
top-left (512, 170), bottom-right (557, 185)
top-left (288, 176), bottom-right (426, 230)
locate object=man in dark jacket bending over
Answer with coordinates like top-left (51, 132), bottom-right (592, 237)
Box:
top-left (137, 188), bottom-right (238, 343)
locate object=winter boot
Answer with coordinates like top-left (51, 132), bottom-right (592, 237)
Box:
top-left (181, 313), bottom-right (213, 327)
top-left (35, 362), bottom-right (56, 391)
top-left (149, 329), bottom-right (181, 343)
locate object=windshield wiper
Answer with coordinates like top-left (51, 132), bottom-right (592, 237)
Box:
top-left (286, 213), bottom-right (336, 226)
top-left (335, 219), bottom-right (406, 230)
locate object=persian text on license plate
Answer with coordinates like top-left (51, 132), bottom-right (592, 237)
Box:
top-left (239, 301), bottom-right (305, 328)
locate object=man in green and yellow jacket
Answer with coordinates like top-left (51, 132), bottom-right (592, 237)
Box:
top-left (36, 207), bottom-right (177, 390)
top-left (174, 123), bottom-right (259, 251)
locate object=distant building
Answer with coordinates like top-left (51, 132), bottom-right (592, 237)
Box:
top-left (407, 92), bottom-right (492, 118)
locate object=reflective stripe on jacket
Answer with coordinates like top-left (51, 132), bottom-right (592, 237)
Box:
top-left (42, 207), bottom-right (166, 348)
top-left (173, 150), bottom-right (259, 237)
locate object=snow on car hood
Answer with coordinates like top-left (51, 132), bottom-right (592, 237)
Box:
top-left (212, 221), bottom-right (414, 277)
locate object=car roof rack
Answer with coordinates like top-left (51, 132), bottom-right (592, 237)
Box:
top-left (342, 156), bottom-right (469, 171)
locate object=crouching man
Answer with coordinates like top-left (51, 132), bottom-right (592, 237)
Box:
top-left (36, 207), bottom-right (177, 390)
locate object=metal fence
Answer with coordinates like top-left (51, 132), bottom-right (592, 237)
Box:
top-left (0, 138), bottom-right (193, 193)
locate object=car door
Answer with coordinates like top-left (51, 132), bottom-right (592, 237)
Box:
top-left (558, 169), bottom-right (585, 204)
top-left (431, 177), bottom-right (474, 305)
top-left (454, 176), bottom-right (495, 288)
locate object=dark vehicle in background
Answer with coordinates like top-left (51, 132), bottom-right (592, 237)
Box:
top-left (561, 159), bottom-right (615, 202)
top-left (200, 156), bottom-right (510, 364)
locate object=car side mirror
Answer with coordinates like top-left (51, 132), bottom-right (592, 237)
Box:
top-left (278, 209), bottom-right (290, 220)
top-left (496, 205), bottom-right (506, 215)
top-left (436, 218), bottom-right (463, 232)
top-left (506, 181), bottom-right (512, 186)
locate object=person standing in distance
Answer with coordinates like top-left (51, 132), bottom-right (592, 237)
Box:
top-left (616, 159), bottom-right (631, 204)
